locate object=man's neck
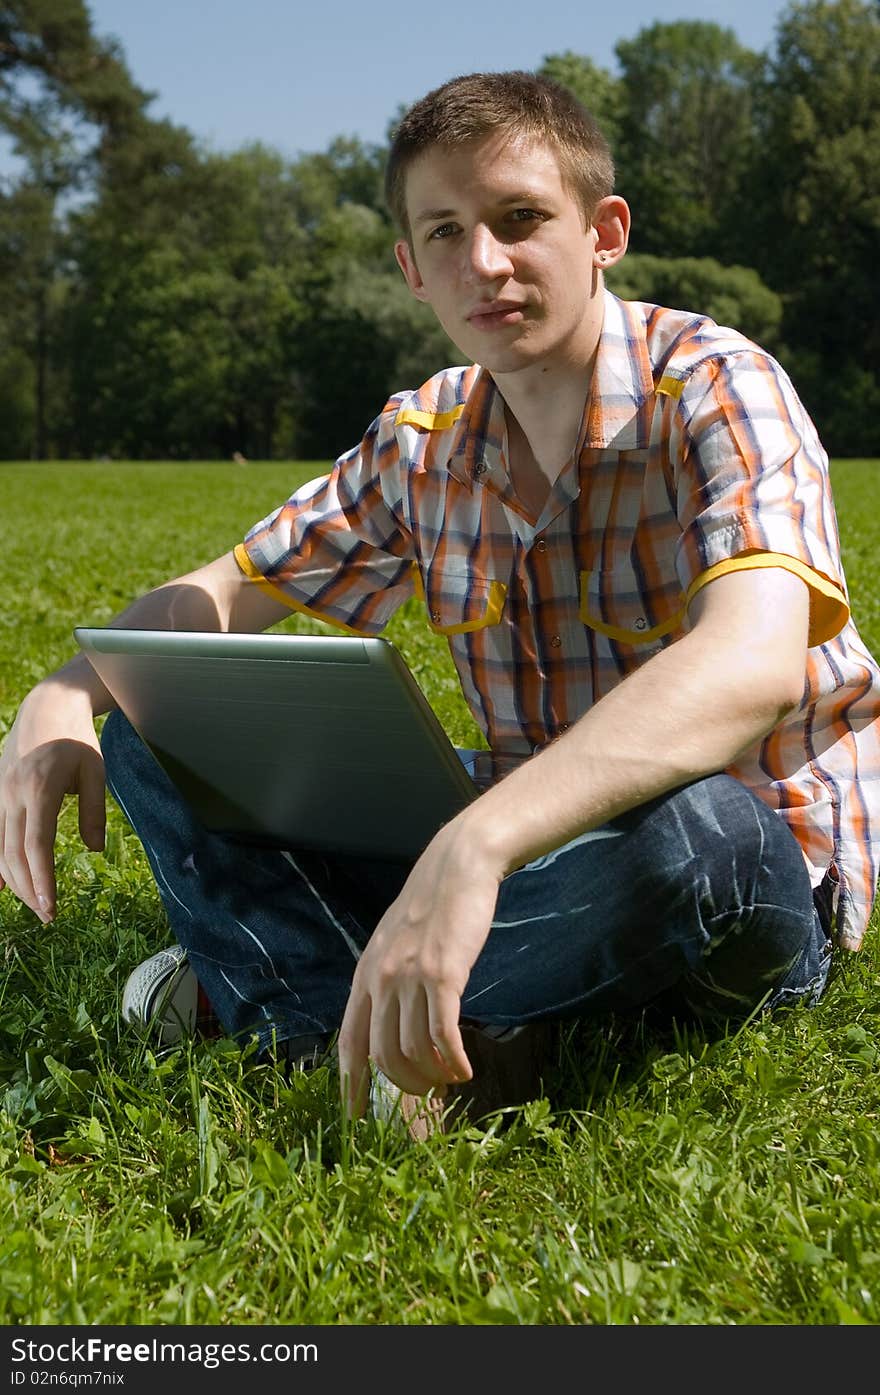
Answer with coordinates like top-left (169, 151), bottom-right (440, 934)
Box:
top-left (500, 364), bottom-right (592, 462)
top-left (490, 355), bottom-right (596, 521)
top-left (490, 299), bottom-right (603, 470)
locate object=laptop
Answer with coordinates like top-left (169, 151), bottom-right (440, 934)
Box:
top-left (74, 627), bottom-right (481, 860)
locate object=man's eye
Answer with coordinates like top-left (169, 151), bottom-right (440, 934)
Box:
top-left (509, 208), bottom-right (542, 223)
top-left (428, 223), bottom-right (456, 240)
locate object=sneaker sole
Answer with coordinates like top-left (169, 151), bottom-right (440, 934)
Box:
top-left (121, 948), bottom-right (199, 1046)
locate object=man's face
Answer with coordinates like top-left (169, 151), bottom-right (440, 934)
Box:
top-left (395, 132), bottom-right (603, 377)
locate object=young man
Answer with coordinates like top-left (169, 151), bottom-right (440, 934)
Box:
top-left (1, 72), bottom-right (879, 1128)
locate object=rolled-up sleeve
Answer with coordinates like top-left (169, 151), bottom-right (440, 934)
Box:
top-left (671, 350), bottom-right (850, 647)
top-left (234, 404), bottom-right (415, 635)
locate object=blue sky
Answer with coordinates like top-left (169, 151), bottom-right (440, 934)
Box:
top-left (81, 0), bottom-right (795, 160)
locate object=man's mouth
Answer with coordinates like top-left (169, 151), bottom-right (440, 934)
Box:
top-left (467, 301), bottom-right (526, 329)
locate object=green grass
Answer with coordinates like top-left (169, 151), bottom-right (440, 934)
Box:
top-left (1, 459), bottom-right (879, 1326)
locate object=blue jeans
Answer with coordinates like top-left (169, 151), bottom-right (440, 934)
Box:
top-left (102, 712), bottom-right (833, 1057)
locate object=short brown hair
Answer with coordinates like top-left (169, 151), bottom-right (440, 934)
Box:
top-left (385, 70), bottom-right (615, 237)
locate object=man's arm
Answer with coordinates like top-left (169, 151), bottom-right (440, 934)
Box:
top-left (337, 565), bottom-right (810, 1115)
top-left (0, 550), bottom-right (290, 923)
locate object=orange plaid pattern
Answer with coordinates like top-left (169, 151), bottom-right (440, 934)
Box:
top-left (237, 292), bottom-right (880, 949)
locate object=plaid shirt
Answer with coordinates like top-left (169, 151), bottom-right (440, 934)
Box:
top-left (237, 290), bottom-right (880, 949)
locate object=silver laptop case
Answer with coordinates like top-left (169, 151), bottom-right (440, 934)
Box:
top-left (75, 628), bottom-right (479, 861)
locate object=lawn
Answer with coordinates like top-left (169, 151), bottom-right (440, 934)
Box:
top-left (0, 460), bottom-right (879, 1326)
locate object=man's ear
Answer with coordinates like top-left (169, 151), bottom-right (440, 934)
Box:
top-left (394, 239), bottom-right (429, 302)
top-left (591, 195), bottom-right (631, 271)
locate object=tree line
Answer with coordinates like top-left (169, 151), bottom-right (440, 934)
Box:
top-left (1, 0), bottom-right (878, 462)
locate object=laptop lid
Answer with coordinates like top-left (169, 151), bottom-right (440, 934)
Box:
top-left (74, 627), bottom-right (479, 861)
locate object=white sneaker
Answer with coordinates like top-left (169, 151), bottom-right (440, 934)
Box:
top-left (121, 945), bottom-right (200, 1046)
top-left (121, 948), bottom-right (328, 1067)
top-left (370, 1068), bottom-right (448, 1141)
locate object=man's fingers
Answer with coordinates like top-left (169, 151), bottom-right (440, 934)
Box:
top-left (337, 991), bottom-right (373, 1121)
top-left (76, 746), bottom-right (106, 851)
top-left (0, 703), bottom-right (105, 924)
top-left (23, 801), bottom-right (60, 923)
top-left (0, 809), bottom-right (10, 899)
top-left (0, 806), bottom-right (36, 912)
top-left (0, 805), bottom-right (50, 921)
top-left (428, 986), bottom-right (473, 1083)
top-left (367, 985), bottom-right (472, 1097)
top-left (0, 745), bottom-right (102, 923)
top-left (372, 992), bottom-right (445, 1097)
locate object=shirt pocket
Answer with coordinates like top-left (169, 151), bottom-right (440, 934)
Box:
top-left (579, 569), bottom-right (686, 649)
top-left (413, 561), bottom-right (507, 635)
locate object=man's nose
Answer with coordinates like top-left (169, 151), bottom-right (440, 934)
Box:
top-left (465, 225), bottom-right (514, 281)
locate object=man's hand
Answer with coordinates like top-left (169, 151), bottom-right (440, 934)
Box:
top-left (0, 678), bottom-right (106, 923)
top-left (337, 817), bottom-right (504, 1119)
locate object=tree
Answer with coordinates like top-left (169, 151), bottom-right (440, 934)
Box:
top-left (538, 52), bottom-right (624, 153)
top-left (1, 0), bottom-right (149, 133)
top-left (0, 0), bottom-right (149, 456)
top-left (288, 136), bottom-right (387, 229)
top-left (61, 143), bottom-right (307, 459)
top-left (0, 177), bottom-right (60, 457)
top-left (750, 0), bottom-right (880, 452)
top-left (292, 202), bottom-right (459, 459)
top-left (613, 21), bottom-right (762, 264)
top-left (58, 119), bottom-right (450, 461)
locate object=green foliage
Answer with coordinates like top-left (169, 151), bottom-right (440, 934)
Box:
top-left (58, 141), bottom-right (310, 459)
top-left (0, 346), bottom-right (35, 457)
top-left (2, 4), bottom-right (880, 458)
top-left (605, 254), bottom-right (784, 350)
top-left (62, 244), bottom-right (303, 460)
top-left (0, 0), bottom-right (153, 460)
top-left (0, 460), bottom-right (879, 1324)
top-left (538, 52), bottom-right (625, 151)
top-left (289, 136), bottom-right (387, 227)
top-left (612, 20), bottom-right (762, 263)
top-left (294, 203), bottom-right (460, 456)
top-left (0, 0), bottom-right (148, 147)
top-left (749, 0), bottom-right (880, 456)
top-left (543, 4), bottom-right (880, 457)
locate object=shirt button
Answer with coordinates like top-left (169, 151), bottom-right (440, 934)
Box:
top-left (431, 610), bottom-right (441, 623)
top-left (472, 460), bottom-right (489, 479)
top-left (634, 617), bottom-right (647, 631)
top-left (535, 538), bottom-right (548, 553)
top-left (550, 634), bottom-right (562, 648)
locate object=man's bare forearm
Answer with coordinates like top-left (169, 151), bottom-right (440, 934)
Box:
top-left (452, 568), bottom-right (810, 880)
top-left (35, 550), bottom-right (287, 718)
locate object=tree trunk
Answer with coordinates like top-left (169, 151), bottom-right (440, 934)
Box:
top-left (34, 286), bottom-right (48, 460)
